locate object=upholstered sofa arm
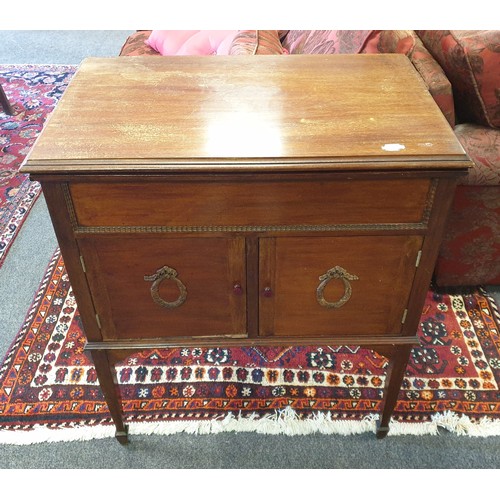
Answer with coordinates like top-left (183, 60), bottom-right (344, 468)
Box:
top-left (406, 37), bottom-right (456, 128)
top-left (119, 30), bottom-right (159, 56)
top-left (454, 123), bottom-right (500, 185)
top-left (363, 31), bottom-right (455, 127)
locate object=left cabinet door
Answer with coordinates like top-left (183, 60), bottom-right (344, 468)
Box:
top-left (78, 236), bottom-right (247, 340)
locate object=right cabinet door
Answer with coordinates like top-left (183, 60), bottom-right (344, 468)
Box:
top-left (259, 235), bottom-right (423, 338)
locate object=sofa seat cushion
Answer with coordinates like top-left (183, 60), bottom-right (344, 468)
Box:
top-left (145, 30), bottom-right (238, 56)
top-left (229, 30), bottom-right (286, 55)
top-left (119, 31), bottom-right (159, 56)
top-left (281, 30), bottom-right (373, 55)
top-left (435, 185), bottom-right (500, 286)
top-left (417, 30), bottom-right (500, 128)
top-left (455, 123), bottom-right (500, 185)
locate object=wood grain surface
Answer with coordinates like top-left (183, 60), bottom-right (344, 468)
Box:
top-left (69, 177), bottom-right (432, 228)
top-left (23, 55), bottom-right (469, 173)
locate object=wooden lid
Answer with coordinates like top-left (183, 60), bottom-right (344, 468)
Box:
top-left (23, 55), bottom-right (470, 174)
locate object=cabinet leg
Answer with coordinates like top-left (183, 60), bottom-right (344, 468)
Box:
top-left (377, 345), bottom-right (413, 439)
top-left (90, 350), bottom-right (129, 444)
top-left (0, 84), bottom-right (15, 115)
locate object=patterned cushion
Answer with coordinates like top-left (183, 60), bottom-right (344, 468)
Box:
top-left (119, 31), bottom-right (160, 56)
top-left (280, 30), bottom-right (373, 55)
top-left (435, 185), bottom-right (500, 286)
top-left (229, 30), bottom-right (286, 55)
top-left (362, 30), bottom-right (414, 54)
top-left (417, 30), bottom-right (500, 128)
top-left (455, 123), bottom-right (500, 186)
top-left (362, 30), bottom-right (455, 127)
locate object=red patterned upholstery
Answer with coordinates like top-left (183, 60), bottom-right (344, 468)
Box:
top-left (415, 31), bottom-right (500, 286)
top-left (455, 124), bottom-right (500, 186)
top-left (417, 30), bottom-right (500, 129)
top-left (435, 122), bottom-right (500, 286)
top-left (434, 186), bottom-right (500, 286)
top-left (280, 30), bottom-right (373, 55)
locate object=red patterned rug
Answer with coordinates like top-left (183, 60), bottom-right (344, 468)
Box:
top-left (1, 248), bottom-right (499, 444)
top-left (0, 64), bottom-right (75, 268)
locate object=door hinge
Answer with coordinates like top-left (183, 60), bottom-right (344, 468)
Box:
top-left (401, 309), bottom-right (408, 325)
top-left (415, 250), bottom-right (422, 268)
top-left (95, 314), bottom-right (102, 329)
top-left (80, 255), bottom-right (87, 273)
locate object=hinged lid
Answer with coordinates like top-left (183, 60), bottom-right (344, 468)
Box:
top-left (22, 54), bottom-right (471, 175)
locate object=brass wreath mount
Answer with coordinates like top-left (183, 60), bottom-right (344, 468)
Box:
top-left (316, 266), bottom-right (359, 309)
top-left (144, 265), bottom-right (187, 309)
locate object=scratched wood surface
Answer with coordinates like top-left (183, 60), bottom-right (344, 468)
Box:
top-left (23, 54), bottom-right (469, 173)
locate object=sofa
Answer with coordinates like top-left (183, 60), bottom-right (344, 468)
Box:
top-left (119, 30), bottom-right (500, 287)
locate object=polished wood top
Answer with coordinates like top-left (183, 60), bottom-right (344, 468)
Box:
top-left (24, 54), bottom-right (469, 174)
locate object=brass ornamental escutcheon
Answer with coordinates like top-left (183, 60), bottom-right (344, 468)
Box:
top-left (316, 266), bottom-right (359, 309)
top-left (144, 266), bottom-right (187, 309)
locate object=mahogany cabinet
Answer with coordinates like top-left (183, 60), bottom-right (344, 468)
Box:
top-left (22, 55), bottom-right (470, 442)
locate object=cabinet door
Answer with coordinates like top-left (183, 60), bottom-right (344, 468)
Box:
top-left (79, 236), bottom-right (246, 340)
top-left (259, 235), bottom-right (422, 337)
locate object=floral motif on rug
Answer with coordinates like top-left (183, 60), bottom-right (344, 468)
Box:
top-left (0, 249), bottom-right (499, 444)
top-left (0, 65), bottom-right (75, 268)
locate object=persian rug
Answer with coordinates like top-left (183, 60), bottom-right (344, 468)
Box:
top-left (0, 64), bottom-right (76, 268)
top-left (1, 248), bottom-right (500, 444)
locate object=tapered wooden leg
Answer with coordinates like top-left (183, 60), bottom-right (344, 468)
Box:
top-left (90, 350), bottom-right (129, 444)
top-left (0, 84), bottom-right (15, 115)
top-left (377, 345), bottom-right (413, 439)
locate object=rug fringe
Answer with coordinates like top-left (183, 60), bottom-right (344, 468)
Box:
top-left (2, 409), bottom-right (500, 445)
top-left (128, 408), bottom-right (379, 438)
top-left (389, 411), bottom-right (500, 437)
top-left (432, 411), bottom-right (500, 437)
top-left (0, 423), bottom-right (115, 445)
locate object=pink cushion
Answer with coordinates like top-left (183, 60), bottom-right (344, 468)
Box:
top-left (146, 30), bottom-right (238, 56)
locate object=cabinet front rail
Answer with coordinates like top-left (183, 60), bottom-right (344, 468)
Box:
top-left (85, 335), bottom-right (419, 351)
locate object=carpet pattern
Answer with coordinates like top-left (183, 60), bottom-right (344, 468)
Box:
top-left (1, 249), bottom-right (499, 444)
top-left (0, 64), bottom-right (75, 268)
